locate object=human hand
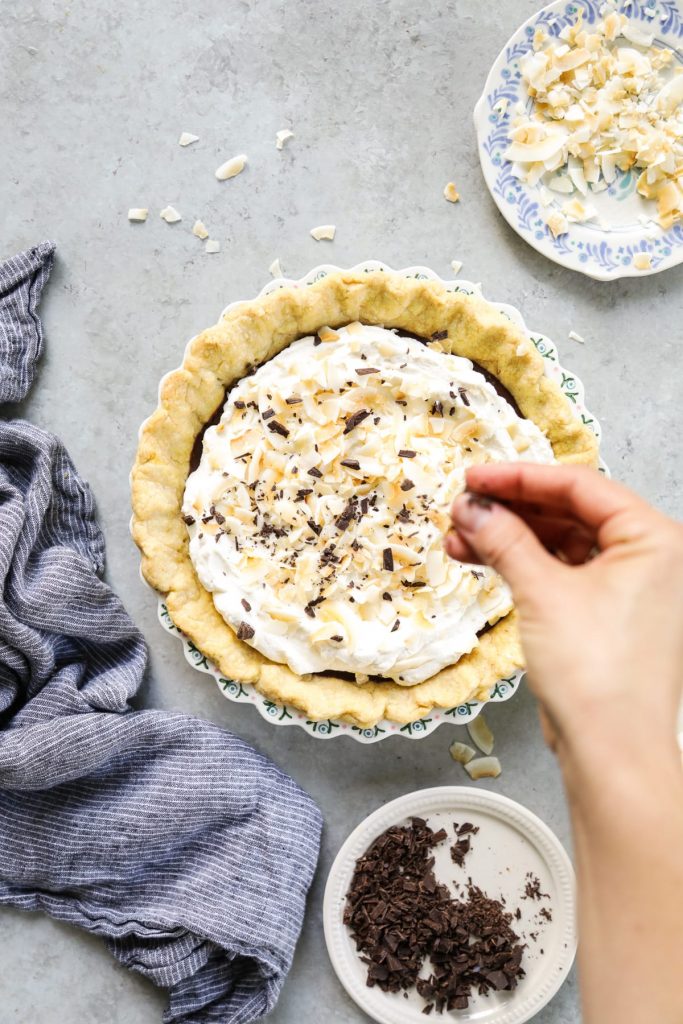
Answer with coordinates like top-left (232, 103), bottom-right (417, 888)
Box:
top-left (445, 464), bottom-right (683, 759)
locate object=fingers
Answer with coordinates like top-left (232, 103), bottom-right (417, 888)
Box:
top-left (464, 464), bottom-right (650, 536)
top-left (446, 492), bottom-right (558, 597)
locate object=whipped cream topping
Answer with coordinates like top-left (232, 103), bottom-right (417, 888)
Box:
top-left (183, 324), bottom-right (555, 684)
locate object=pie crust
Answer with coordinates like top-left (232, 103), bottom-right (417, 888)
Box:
top-left (131, 270), bottom-right (598, 727)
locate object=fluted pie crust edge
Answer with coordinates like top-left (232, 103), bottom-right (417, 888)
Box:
top-left (131, 271), bottom-right (598, 727)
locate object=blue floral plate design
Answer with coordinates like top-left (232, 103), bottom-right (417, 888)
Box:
top-left (473, 0), bottom-right (683, 280)
top-left (149, 260), bottom-right (605, 743)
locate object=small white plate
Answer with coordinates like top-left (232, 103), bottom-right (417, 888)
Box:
top-left (473, 0), bottom-right (683, 280)
top-left (323, 787), bottom-right (576, 1024)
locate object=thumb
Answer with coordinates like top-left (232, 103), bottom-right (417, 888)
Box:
top-left (449, 492), bottom-right (556, 598)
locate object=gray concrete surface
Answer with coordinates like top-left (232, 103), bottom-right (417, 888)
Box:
top-left (1, 0), bottom-right (682, 1021)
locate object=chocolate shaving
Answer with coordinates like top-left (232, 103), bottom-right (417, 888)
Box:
top-left (397, 506), bottom-right (411, 523)
top-left (355, 367), bottom-right (380, 376)
top-left (307, 519), bottom-right (322, 536)
top-left (267, 419), bottom-right (289, 438)
top-left (431, 329), bottom-right (448, 341)
top-left (402, 579), bottom-right (426, 588)
top-left (458, 387), bottom-right (470, 407)
top-left (430, 401), bottom-right (444, 416)
top-left (295, 488), bottom-right (313, 502)
top-left (182, 514), bottom-right (196, 525)
top-left (391, 619), bottom-right (400, 632)
top-left (241, 599), bottom-right (251, 612)
top-left (382, 548), bottom-right (394, 571)
top-left (344, 819), bottom-right (526, 1013)
top-left (233, 399), bottom-right (246, 409)
top-left (400, 479), bottom-right (415, 492)
top-left (307, 466), bottom-right (323, 479)
top-left (382, 592), bottom-right (392, 601)
top-left (343, 409), bottom-right (370, 435)
top-left (262, 408), bottom-right (276, 420)
top-left (331, 635), bottom-right (343, 643)
top-left (285, 395), bottom-right (302, 405)
top-left (335, 499), bottom-right (357, 533)
top-left (340, 459), bottom-right (361, 470)
top-left (398, 449), bottom-right (416, 458)
top-left (236, 622), bottom-right (254, 641)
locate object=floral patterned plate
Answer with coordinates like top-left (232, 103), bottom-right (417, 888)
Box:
top-left (473, 0), bottom-right (683, 280)
top-left (153, 260), bottom-right (604, 742)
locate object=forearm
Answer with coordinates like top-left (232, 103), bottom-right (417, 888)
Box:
top-left (558, 724), bottom-right (683, 1024)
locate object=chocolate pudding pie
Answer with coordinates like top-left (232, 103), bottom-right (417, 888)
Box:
top-left (131, 270), bottom-right (597, 726)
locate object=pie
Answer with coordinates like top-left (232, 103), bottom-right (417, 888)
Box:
top-left (131, 270), bottom-right (598, 727)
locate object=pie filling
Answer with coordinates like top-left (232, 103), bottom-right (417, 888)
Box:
top-left (182, 324), bottom-right (555, 684)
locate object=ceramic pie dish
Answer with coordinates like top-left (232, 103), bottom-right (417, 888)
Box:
top-left (474, 0), bottom-right (683, 281)
top-left (131, 261), bottom-right (600, 734)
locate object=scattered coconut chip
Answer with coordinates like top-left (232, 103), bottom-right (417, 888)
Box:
top-left (492, 97), bottom-right (509, 116)
top-left (178, 132), bottom-right (199, 147)
top-left (450, 259), bottom-right (463, 275)
top-left (568, 330), bottom-right (585, 344)
top-left (443, 181), bottom-right (460, 203)
top-left (160, 206), bottom-right (181, 223)
top-left (215, 154), bottom-right (247, 180)
top-left (449, 741), bottom-right (476, 765)
top-left (205, 239), bottom-right (220, 253)
top-left (633, 252), bottom-right (653, 271)
top-left (275, 129), bottom-right (294, 150)
top-left (467, 714), bottom-right (494, 756)
top-left (269, 257), bottom-right (283, 277)
top-left (465, 756), bottom-right (502, 780)
top-left (546, 210), bottom-right (569, 238)
top-left (310, 224), bottom-right (336, 241)
top-left (127, 208), bottom-right (148, 222)
top-left (192, 220), bottom-right (209, 240)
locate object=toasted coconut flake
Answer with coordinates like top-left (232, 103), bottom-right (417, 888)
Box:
top-left (467, 713), bottom-right (494, 755)
top-left (192, 219), bottom-right (209, 239)
top-left (450, 259), bottom-right (463, 275)
top-left (127, 208), bottom-right (148, 222)
top-left (465, 756), bottom-right (502, 780)
top-left (449, 741), bottom-right (476, 765)
top-left (443, 181), bottom-right (460, 203)
top-left (310, 224), bottom-right (336, 241)
top-left (178, 132), bottom-right (199, 146)
top-left (633, 251), bottom-right (652, 270)
top-left (269, 257), bottom-right (283, 277)
top-left (568, 329), bottom-right (585, 344)
top-left (205, 239), bottom-right (221, 253)
top-left (215, 154), bottom-right (247, 180)
top-left (275, 128), bottom-right (294, 150)
top-left (160, 206), bottom-right (181, 223)
top-left (546, 210), bottom-right (569, 237)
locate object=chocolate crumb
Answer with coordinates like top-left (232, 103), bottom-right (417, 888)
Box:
top-left (262, 408), bottom-right (276, 420)
top-left (400, 479), bottom-right (415, 492)
top-left (331, 635), bottom-right (343, 643)
top-left (241, 599), bottom-right (251, 612)
top-left (382, 592), bottom-right (392, 601)
top-left (236, 622), bottom-right (254, 641)
top-left (267, 419), bottom-right (289, 438)
top-left (233, 399), bottom-right (246, 409)
top-left (182, 514), bottom-right (195, 525)
top-left (344, 409), bottom-right (370, 435)
top-left (459, 387), bottom-right (470, 406)
top-left (391, 619), bottom-right (400, 632)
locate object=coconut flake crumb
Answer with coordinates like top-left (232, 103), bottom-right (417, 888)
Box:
top-left (160, 206), bottom-right (182, 223)
top-left (568, 330), bottom-right (586, 344)
top-left (505, 9), bottom-right (683, 229)
top-left (546, 209), bottom-right (569, 237)
top-left (192, 220), bottom-right (209, 240)
top-left (275, 129), bottom-right (294, 150)
top-left (128, 208), bottom-right (148, 222)
top-left (215, 154), bottom-right (248, 180)
top-left (269, 257), bottom-right (283, 277)
top-left (633, 251), bottom-right (653, 270)
top-left (450, 259), bottom-right (463, 275)
top-left (179, 132), bottom-right (199, 147)
top-left (443, 181), bottom-right (460, 203)
top-left (205, 239), bottom-right (221, 253)
top-left (310, 224), bottom-right (336, 241)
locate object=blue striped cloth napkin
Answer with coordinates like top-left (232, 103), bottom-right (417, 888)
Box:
top-left (0, 242), bottom-right (323, 1023)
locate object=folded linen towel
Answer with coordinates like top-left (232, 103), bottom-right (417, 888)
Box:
top-left (0, 242), bottom-right (322, 1024)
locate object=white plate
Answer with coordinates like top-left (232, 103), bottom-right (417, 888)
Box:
top-left (323, 787), bottom-right (576, 1024)
top-left (473, 0), bottom-right (683, 281)
top-left (143, 259), bottom-right (604, 743)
